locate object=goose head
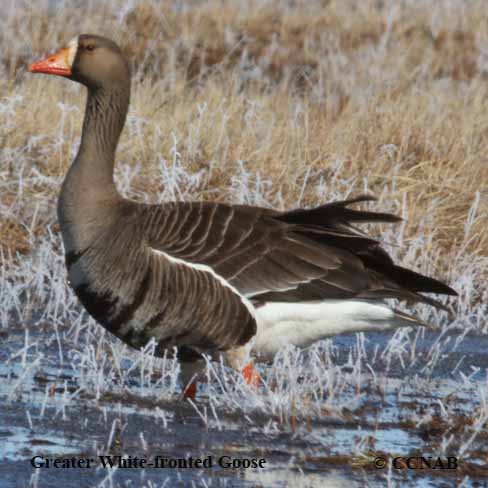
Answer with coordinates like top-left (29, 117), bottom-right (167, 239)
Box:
top-left (29, 34), bottom-right (130, 89)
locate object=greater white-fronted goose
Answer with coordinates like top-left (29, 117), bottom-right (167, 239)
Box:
top-left (29, 35), bottom-right (457, 397)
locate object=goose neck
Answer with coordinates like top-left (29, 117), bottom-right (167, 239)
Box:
top-left (76, 85), bottom-right (129, 175)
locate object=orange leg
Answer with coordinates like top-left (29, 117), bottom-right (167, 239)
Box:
top-left (183, 381), bottom-right (197, 400)
top-left (242, 362), bottom-right (260, 387)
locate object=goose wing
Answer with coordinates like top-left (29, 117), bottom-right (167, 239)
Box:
top-left (142, 201), bottom-right (357, 301)
top-left (142, 195), bottom-right (456, 307)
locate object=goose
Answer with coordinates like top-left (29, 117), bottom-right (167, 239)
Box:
top-left (29, 35), bottom-right (457, 398)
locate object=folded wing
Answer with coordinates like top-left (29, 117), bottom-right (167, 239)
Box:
top-left (142, 195), bottom-right (456, 309)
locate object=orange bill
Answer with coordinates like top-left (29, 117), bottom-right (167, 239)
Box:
top-left (29, 48), bottom-right (72, 76)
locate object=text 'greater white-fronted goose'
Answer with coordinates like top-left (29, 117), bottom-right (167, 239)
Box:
top-left (29, 34), bottom-right (457, 398)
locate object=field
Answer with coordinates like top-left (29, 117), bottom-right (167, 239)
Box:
top-left (1, 0), bottom-right (488, 486)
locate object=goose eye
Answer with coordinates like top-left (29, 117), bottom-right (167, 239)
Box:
top-left (85, 45), bottom-right (96, 52)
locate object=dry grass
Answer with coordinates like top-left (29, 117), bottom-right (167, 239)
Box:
top-left (1, 5), bottom-right (488, 480)
top-left (1, 0), bottom-right (487, 288)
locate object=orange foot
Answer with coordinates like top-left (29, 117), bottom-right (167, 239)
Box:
top-left (183, 381), bottom-right (197, 400)
top-left (242, 362), bottom-right (260, 388)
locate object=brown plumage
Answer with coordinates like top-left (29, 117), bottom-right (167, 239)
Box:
top-left (29, 35), bottom-right (457, 379)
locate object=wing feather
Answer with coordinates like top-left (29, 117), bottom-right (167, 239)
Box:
top-left (137, 196), bottom-right (455, 350)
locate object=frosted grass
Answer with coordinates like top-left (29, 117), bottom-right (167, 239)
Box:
top-left (0, 1), bottom-right (487, 486)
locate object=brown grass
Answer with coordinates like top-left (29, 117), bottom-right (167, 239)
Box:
top-left (1, 0), bottom-right (487, 282)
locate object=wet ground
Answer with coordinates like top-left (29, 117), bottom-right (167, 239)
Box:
top-left (1, 321), bottom-right (487, 487)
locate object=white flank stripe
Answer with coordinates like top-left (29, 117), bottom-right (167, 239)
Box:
top-left (150, 248), bottom-right (256, 318)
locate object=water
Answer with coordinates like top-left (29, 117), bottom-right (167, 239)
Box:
top-left (1, 322), bottom-right (487, 487)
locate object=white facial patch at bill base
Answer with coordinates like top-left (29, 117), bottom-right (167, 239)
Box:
top-left (66, 36), bottom-right (79, 67)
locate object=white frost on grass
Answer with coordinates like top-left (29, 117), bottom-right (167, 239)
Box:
top-left (0, 153), bottom-right (486, 454)
top-left (1, 122), bottom-right (486, 470)
top-left (0, 1), bottom-right (487, 482)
